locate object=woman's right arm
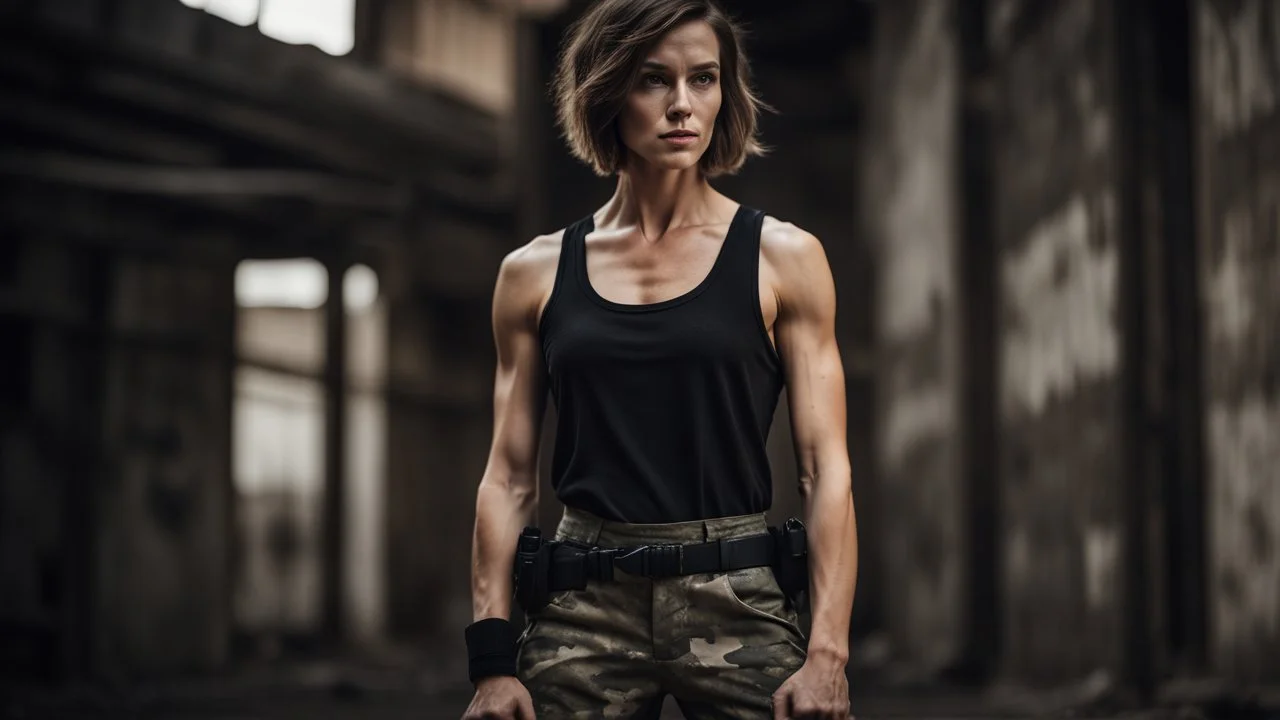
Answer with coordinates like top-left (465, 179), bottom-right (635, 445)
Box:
top-left (464, 237), bottom-right (556, 720)
top-left (471, 237), bottom-right (556, 625)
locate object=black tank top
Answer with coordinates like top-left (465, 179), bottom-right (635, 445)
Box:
top-left (538, 205), bottom-right (784, 523)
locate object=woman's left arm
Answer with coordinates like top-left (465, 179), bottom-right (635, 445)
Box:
top-left (765, 221), bottom-right (858, 668)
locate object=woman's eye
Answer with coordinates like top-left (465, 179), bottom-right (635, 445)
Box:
top-left (694, 73), bottom-right (715, 85)
top-left (643, 74), bottom-right (666, 86)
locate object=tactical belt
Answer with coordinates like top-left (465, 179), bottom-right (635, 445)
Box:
top-left (546, 532), bottom-right (778, 591)
top-left (515, 519), bottom-right (809, 613)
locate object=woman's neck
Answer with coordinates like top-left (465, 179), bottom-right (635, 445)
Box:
top-left (598, 165), bottom-right (730, 242)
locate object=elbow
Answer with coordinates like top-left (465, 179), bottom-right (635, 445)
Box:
top-left (477, 472), bottom-right (539, 514)
top-left (796, 471), bottom-right (818, 500)
top-left (794, 456), bottom-right (852, 500)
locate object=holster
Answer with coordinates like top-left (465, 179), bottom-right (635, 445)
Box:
top-left (770, 517), bottom-right (810, 613)
top-left (513, 526), bottom-right (557, 614)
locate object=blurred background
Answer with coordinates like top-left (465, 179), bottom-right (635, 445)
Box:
top-left (0, 0), bottom-right (1277, 717)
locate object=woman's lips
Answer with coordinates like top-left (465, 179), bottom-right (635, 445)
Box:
top-left (661, 134), bottom-right (698, 145)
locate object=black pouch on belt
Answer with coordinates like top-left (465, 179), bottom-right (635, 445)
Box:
top-left (771, 517), bottom-right (810, 613)
top-left (513, 526), bottom-right (557, 614)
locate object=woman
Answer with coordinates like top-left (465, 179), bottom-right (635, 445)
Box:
top-left (464, 0), bottom-right (857, 717)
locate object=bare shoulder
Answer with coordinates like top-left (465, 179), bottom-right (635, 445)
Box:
top-left (494, 229), bottom-right (566, 326)
top-left (759, 215), bottom-right (832, 284)
top-left (500, 229), bottom-right (565, 283)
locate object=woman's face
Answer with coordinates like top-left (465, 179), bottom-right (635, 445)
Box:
top-left (617, 19), bottom-right (723, 174)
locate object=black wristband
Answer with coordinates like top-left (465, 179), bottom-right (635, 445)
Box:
top-left (465, 618), bottom-right (518, 684)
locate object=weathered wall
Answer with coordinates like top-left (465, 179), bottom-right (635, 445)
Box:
top-left (383, 210), bottom-right (509, 671)
top-left (4, 0), bottom-right (519, 681)
top-left (0, 188), bottom-right (237, 678)
top-left (0, 236), bottom-right (106, 678)
top-left (96, 245), bottom-right (236, 676)
top-left (990, 0), bottom-right (1126, 683)
top-left (863, 0), bottom-right (965, 670)
top-left (1193, 0), bottom-right (1280, 682)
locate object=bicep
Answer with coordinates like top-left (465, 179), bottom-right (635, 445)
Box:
top-left (773, 235), bottom-right (848, 474)
top-left (484, 263), bottom-right (549, 489)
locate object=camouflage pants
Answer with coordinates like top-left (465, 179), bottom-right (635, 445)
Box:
top-left (517, 507), bottom-right (808, 719)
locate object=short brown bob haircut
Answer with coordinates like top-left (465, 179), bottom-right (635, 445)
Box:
top-left (551, 0), bottom-right (769, 178)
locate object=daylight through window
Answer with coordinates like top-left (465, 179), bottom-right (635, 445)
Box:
top-left (179, 0), bottom-right (355, 56)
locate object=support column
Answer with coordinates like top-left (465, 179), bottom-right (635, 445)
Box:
top-left (322, 257), bottom-right (349, 640)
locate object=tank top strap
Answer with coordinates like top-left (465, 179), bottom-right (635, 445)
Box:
top-left (571, 213), bottom-right (597, 266)
top-left (716, 205), bottom-right (766, 293)
top-left (539, 214), bottom-right (595, 340)
top-left (559, 213), bottom-right (596, 297)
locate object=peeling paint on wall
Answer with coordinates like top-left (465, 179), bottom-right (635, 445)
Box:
top-left (1198, 0), bottom-right (1280, 141)
top-left (987, 0), bottom-right (1023, 56)
top-left (1208, 398), bottom-right (1280, 648)
top-left (992, 0), bottom-right (1126, 681)
top-left (1206, 206), bottom-right (1256, 346)
top-left (1084, 525), bottom-right (1120, 612)
top-left (867, 0), bottom-right (963, 670)
top-left (876, 0), bottom-right (958, 478)
top-left (879, 2), bottom-right (957, 345)
top-left (881, 386), bottom-right (951, 471)
top-left (1197, 0), bottom-right (1280, 679)
top-left (1072, 71), bottom-right (1112, 159)
top-left (1002, 191), bottom-right (1119, 418)
top-left (97, 256), bottom-right (233, 675)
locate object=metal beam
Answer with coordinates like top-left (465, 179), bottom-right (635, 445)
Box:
top-left (0, 183), bottom-right (395, 269)
top-left (86, 67), bottom-right (396, 178)
top-left (0, 150), bottom-right (408, 212)
top-left (0, 89), bottom-right (224, 166)
top-left (80, 69), bottom-right (514, 214)
top-left (4, 13), bottom-right (506, 168)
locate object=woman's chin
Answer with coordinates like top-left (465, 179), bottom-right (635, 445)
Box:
top-left (636, 153), bottom-right (703, 174)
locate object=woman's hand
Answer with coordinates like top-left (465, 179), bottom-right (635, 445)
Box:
top-left (771, 653), bottom-right (852, 720)
top-left (462, 676), bottom-right (536, 720)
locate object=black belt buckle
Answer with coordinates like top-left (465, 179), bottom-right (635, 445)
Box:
top-left (616, 543), bottom-right (683, 577)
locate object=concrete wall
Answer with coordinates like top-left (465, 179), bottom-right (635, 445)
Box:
top-left (3, 0), bottom-right (518, 681)
top-left (1193, 0), bottom-right (1280, 682)
top-left (0, 237), bottom-right (108, 678)
top-left (382, 210), bottom-right (510, 669)
top-left (97, 247), bottom-right (236, 676)
top-left (990, 0), bottom-right (1126, 683)
top-left (0, 186), bottom-right (237, 679)
top-left (862, 0), bottom-right (964, 671)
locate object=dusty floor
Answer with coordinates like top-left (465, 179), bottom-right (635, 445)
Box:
top-left (3, 655), bottom-right (1275, 720)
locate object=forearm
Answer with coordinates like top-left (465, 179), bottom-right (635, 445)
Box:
top-left (471, 477), bottom-right (538, 621)
top-left (799, 460), bottom-right (858, 662)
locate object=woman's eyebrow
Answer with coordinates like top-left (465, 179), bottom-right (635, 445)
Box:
top-left (641, 60), bottom-right (721, 72)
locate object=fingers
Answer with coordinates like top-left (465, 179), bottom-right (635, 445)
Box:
top-left (516, 690), bottom-right (537, 720)
top-left (771, 688), bottom-right (791, 720)
top-left (460, 685), bottom-right (535, 720)
top-left (773, 695), bottom-right (850, 720)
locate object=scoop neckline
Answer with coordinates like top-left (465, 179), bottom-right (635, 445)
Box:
top-left (576, 205), bottom-right (745, 313)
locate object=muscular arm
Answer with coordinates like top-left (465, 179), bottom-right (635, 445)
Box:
top-left (471, 240), bottom-right (554, 622)
top-left (766, 223), bottom-right (858, 665)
